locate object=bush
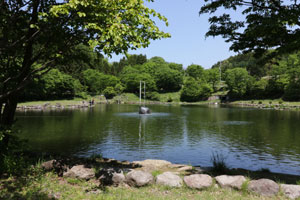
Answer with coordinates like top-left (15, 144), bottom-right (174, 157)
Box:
top-left (167, 96), bottom-right (173, 102)
top-left (103, 87), bottom-right (116, 99)
top-left (146, 92), bottom-right (160, 101)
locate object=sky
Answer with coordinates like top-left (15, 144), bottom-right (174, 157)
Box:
top-left (109, 0), bottom-right (237, 69)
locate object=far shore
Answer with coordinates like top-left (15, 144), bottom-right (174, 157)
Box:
top-left (17, 96), bottom-right (300, 111)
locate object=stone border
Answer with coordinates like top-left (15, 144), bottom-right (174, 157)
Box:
top-left (41, 159), bottom-right (300, 199)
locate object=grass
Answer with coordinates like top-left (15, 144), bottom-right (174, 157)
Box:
top-left (1, 171), bottom-right (287, 200)
top-left (232, 99), bottom-right (300, 107)
top-left (151, 170), bottom-right (163, 177)
top-left (211, 152), bottom-right (230, 174)
top-left (158, 92), bottom-right (181, 102)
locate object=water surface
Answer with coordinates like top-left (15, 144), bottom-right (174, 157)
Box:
top-left (16, 104), bottom-right (300, 175)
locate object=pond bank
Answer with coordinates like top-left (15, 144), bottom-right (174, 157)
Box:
top-left (17, 99), bottom-right (300, 112)
top-left (1, 156), bottom-right (299, 199)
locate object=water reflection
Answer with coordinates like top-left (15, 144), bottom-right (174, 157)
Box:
top-left (16, 104), bottom-right (300, 175)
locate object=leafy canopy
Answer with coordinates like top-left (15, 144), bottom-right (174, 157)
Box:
top-left (0, 0), bottom-right (170, 102)
top-left (200, 0), bottom-right (300, 57)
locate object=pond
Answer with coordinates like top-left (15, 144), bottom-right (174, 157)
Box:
top-left (16, 104), bottom-right (300, 175)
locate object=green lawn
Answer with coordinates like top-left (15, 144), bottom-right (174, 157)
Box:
top-left (0, 171), bottom-right (286, 200)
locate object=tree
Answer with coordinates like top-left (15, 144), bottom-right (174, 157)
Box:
top-left (154, 67), bottom-right (183, 92)
top-left (180, 77), bottom-right (212, 102)
top-left (206, 68), bottom-right (220, 91)
top-left (0, 0), bottom-right (170, 132)
top-left (186, 64), bottom-right (206, 81)
top-left (83, 69), bottom-right (120, 95)
top-left (200, 0), bottom-right (300, 57)
top-left (121, 72), bottom-right (157, 93)
top-left (225, 68), bottom-right (252, 98)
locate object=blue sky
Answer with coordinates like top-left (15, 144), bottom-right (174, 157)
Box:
top-left (109, 0), bottom-right (237, 69)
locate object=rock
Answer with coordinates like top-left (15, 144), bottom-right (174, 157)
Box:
top-left (133, 159), bottom-right (171, 169)
top-left (248, 179), bottom-right (279, 196)
top-left (97, 168), bottom-right (123, 186)
top-left (184, 174), bottom-right (213, 189)
top-left (112, 172), bottom-right (125, 186)
top-left (63, 165), bottom-right (95, 180)
top-left (41, 160), bottom-right (56, 171)
top-left (215, 175), bottom-right (246, 190)
top-left (41, 159), bottom-right (68, 176)
top-left (281, 184), bottom-right (300, 199)
top-left (125, 170), bottom-right (154, 187)
top-left (156, 172), bottom-right (183, 187)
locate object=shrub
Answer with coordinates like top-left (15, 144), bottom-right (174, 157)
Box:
top-left (146, 92), bottom-right (160, 101)
top-left (167, 96), bottom-right (173, 102)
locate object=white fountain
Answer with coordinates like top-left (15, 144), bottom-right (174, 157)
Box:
top-left (139, 81), bottom-right (151, 114)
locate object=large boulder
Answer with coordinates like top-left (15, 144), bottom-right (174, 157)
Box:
top-left (156, 172), bottom-right (183, 187)
top-left (183, 174), bottom-right (213, 190)
top-left (215, 175), bottom-right (246, 190)
top-left (112, 172), bottom-right (125, 186)
top-left (281, 184), bottom-right (300, 199)
top-left (125, 170), bottom-right (154, 187)
top-left (248, 179), bottom-right (279, 196)
top-left (133, 159), bottom-right (172, 168)
top-left (63, 165), bottom-right (95, 180)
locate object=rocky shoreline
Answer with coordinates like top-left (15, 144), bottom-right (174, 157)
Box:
top-left (40, 157), bottom-right (300, 199)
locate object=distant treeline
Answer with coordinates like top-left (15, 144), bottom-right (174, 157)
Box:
top-left (21, 44), bottom-right (300, 102)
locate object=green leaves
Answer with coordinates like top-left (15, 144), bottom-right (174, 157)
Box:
top-left (200, 0), bottom-right (300, 57)
top-left (49, 0), bottom-right (170, 56)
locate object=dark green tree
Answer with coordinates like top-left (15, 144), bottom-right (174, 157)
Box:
top-left (200, 0), bottom-right (300, 57)
top-left (186, 64), bottom-right (206, 81)
top-left (225, 68), bottom-right (252, 98)
top-left (180, 77), bottom-right (212, 102)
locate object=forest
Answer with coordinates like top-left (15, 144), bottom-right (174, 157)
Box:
top-left (19, 43), bottom-right (300, 103)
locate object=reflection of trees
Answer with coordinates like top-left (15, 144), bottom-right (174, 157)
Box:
top-left (16, 104), bottom-right (300, 164)
top-left (108, 105), bottom-right (185, 152)
top-left (181, 105), bottom-right (300, 161)
top-left (15, 106), bottom-right (112, 155)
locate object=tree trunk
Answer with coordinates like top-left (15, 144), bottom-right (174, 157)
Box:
top-left (0, 95), bottom-right (18, 148)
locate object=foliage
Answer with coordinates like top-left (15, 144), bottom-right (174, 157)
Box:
top-left (114, 84), bottom-right (125, 95)
top-left (154, 67), bottom-right (183, 92)
top-left (225, 68), bottom-right (252, 99)
top-left (249, 79), bottom-right (268, 99)
top-left (206, 68), bottom-right (220, 91)
top-left (120, 72), bottom-right (157, 93)
top-left (146, 92), bottom-right (160, 101)
top-left (103, 87), bottom-right (116, 99)
top-left (186, 64), bottom-right (206, 81)
top-left (200, 1), bottom-right (300, 57)
top-left (0, 0), bottom-right (170, 129)
top-left (180, 77), bottom-right (213, 102)
top-left (212, 53), bottom-right (268, 78)
top-left (83, 69), bottom-right (120, 95)
top-left (21, 69), bottom-right (85, 101)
